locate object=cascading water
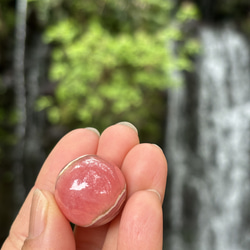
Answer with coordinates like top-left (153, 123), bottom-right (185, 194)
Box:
top-left (164, 25), bottom-right (250, 250)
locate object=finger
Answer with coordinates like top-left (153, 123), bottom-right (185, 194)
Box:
top-left (97, 121), bottom-right (139, 167)
top-left (101, 214), bottom-right (121, 250)
top-left (22, 189), bottom-right (75, 250)
top-left (74, 122), bottom-right (139, 250)
top-left (118, 190), bottom-right (163, 250)
top-left (102, 143), bottom-right (167, 248)
top-left (122, 143), bottom-right (168, 202)
top-left (36, 128), bottom-right (100, 190)
top-left (2, 128), bottom-right (100, 250)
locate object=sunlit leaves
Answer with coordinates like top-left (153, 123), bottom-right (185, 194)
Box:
top-left (48, 106), bottom-right (60, 124)
top-left (43, 19), bottom-right (174, 125)
top-left (44, 19), bottom-right (78, 44)
top-left (176, 2), bottom-right (200, 22)
top-left (35, 96), bottom-right (53, 111)
top-left (38, 0), bottom-right (199, 141)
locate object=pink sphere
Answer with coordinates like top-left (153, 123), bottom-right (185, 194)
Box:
top-left (55, 155), bottom-right (126, 227)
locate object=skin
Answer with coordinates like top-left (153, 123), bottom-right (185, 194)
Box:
top-left (2, 122), bottom-right (168, 250)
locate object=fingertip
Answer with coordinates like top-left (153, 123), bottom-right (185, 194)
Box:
top-left (58, 127), bottom-right (100, 145)
top-left (122, 143), bottom-right (168, 202)
top-left (36, 127), bottom-right (100, 190)
top-left (85, 127), bottom-right (100, 137)
top-left (117, 121), bottom-right (138, 134)
top-left (146, 189), bottom-right (162, 202)
top-left (97, 122), bottom-right (139, 167)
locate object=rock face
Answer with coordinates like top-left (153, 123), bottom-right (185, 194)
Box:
top-left (164, 25), bottom-right (250, 250)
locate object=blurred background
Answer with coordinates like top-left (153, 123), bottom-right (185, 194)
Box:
top-left (0, 0), bottom-right (250, 249)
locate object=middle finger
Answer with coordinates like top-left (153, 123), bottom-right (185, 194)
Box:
top-left (74, 122), bottom-right (139, 249)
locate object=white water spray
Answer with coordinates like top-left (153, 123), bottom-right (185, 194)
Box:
top-left (165, 25), bottom-right (250, 250)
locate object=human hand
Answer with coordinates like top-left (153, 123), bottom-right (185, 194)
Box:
top-left (2, 122), bottom-right (168, 250)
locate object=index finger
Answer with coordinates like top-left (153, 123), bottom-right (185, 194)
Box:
top-left (2, 128), bottom-right (100, 250)
top-left (122, 143), bottom-right (168, 201)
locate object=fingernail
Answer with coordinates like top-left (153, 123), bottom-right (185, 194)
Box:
top-left (152, 144), bottom-right (163, 151)
top-left (147, 189), bottom-right (162, 202)
top-left (85, 127), bottom-right (100, 136)
top-left (117, 121), bottom-right (138, 134)
top-left (28, 189), bottom-right (48, 239)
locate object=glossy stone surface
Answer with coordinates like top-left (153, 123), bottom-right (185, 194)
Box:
top-left (54, 155), bottom-right (126, 227)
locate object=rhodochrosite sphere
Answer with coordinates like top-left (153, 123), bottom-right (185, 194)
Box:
top-left (54, 155), bottom-right (126, 227)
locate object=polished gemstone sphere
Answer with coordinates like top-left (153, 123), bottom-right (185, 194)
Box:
top-left (54, 155), bottom-right (126, 227)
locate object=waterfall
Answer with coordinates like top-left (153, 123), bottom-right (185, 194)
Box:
top-left (23, 31), bottom-right (48, 191)
top-left (12, 0), bottom-right (28, 209)
top-left (164, 25), bottom-right (250, 250)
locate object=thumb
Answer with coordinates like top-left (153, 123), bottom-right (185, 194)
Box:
top-left (22, 189), bottom-right (75, 250)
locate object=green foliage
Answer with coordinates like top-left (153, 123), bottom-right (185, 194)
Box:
top-left (176, 2), bottom-right (200, 22)
top-left (35, 96), bottom-right (53, 111)
top-left (38, 0), bottom-right (199, 142)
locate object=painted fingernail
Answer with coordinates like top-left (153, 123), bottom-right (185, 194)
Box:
top-left (28, 189), bottom-right (48, 239)
top-left (147, 189), bottom-right (162, 202)
top-left (85, 127), bottom-right (100, 136)
top-left (117, 121), bottom-right (138, 134)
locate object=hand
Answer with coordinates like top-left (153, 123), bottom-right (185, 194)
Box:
top-left (2, 122), bottom-right (168, 250)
